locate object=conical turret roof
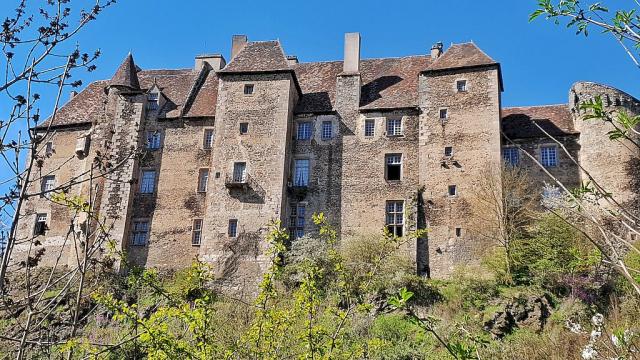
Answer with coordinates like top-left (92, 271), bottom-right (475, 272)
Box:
top-left (109, 53), bottom-right (140, 90)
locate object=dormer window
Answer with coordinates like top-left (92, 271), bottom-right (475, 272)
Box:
top-left (146, 92), bottom-right (159, 111)
top-left (244, 84), bottom-right (254, 95)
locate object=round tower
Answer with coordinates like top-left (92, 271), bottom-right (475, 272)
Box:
top-left (570, 82), bottom-right (640, 211)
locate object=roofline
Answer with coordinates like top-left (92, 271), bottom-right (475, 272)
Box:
top-left (217, 68), bottom-right (303, 97)
top-left (422, 63), bottom-right (504, 92)
top-left (33, 121), bottom-right (92, 131)
top-left (359, 106), bottom-right (419, 113)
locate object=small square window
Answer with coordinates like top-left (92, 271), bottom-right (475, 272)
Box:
top-left (455, 227), bottom-right (462, 237)
top-left (364, 119), bottom-right (375, 137)
top-left (244, 84), bottom-right (254, 95)
top-left (385, 154), bottom-right (402, 181)
top-left (456, 80), bottom-right (467, 92)
top-left (228, 219), bottom-right (238, 237)
top-left (239, 122), bottom-right (249, 134)
top-left (321, 121), bottom-right (333, 140)
top-left (448, 185), bottom-right (457, 196)
top-left (444, 146), bottom-right (453, 157)
top-left (197, 168), bottom-right (209, 193)
top-left (203, 129), bottom-right (214, 149)
top-left (297, 121), bottom-right (312, 140)
top-left (439, 109), bottom-right (448, 119)
top-left (34, 213), bottom-right (47, 236)
top-left (192, 219), bottom-right (203, 246)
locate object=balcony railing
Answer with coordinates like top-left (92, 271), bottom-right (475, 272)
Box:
top-left (225, 173), bottom-right (253, 189)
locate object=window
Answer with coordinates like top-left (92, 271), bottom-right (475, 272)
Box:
top-left (502, 147), bottom-right (519, 166)
top-left (448, 185), bottom-right (457, 196)
top-left (140, 170), bottom-right (156, 194)
top-left (45, 142), bottom-right (53, 156)
top-left (41, 175), bottom-right (55, 197)
top-left (297, 121), bottom-right (312, 140)
top-left (203, 129), bottom-right (214, 149)
top-left (540, 146), bottom-right (557, 167)
top-left (439, 109), bottom-right (448, 119)
top-left (289, 203), bottom-right (306, 239)
top-left (386, 118), bottom-right (402, 136)
top-left (146, 93), bottom-right (159, 111)
top-left (386, 201), bottom-right (404, 237)
top-left (33, 213), bottom-right (47, 236)
top-left (456, 80), bottom-right (467, 92)
top-left (228, 219), bottom-right (238, 237)
top-left (197, 168), bottom-right (209, 193)
top-left (146, 131), bottom-right (161, 150)
top-left (455, 227), bottom-right (462, 237)
top-left (131, 220), bottom-right (149, 246)
top-left (293, 159), bottom-right (310, 187)
top-left (244, 84), bottom-right (254, 95)
top-left (444, 146), bottom-right (453, 157)
top-left (192, 219), bottom-right (203, 246)
top-left (233, 162), bottom-right (247, 183)
top-left (239, 122), bottom-right (249, 134)
top-left (385, 154), bottom-right (402, 181)
top-left (364, 119), bottom-right (375, 137)
top-left (321, 121), bottom-right (333, 140)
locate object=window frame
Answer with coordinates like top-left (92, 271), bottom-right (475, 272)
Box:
top-left (45, 141), bottom-right (53, 156)
top-left (228, 219), bottom-right (238, 237)
top-left (448, 185), bottom-right (458, 197)
top-left (197, 168), bottom-right (209, 193)
top-left (540, 145), bottom-right (558, 167)
top-left (439, 108), bottom-right (448, 120)
top-left (321, 121), bottom-right (333, 140)
top-left (289, 203), bottom-right (306, 240)
top-left (130, 219), bottom-right (150, 246)
top-left (502, 147), bottom-right (520, 166)
top-left (385, 153), bottom-right (402, 182)
top-left (456, 80), bottom-right (467, 92)
top-left (444, 146), bottom-right (453, 158)
top-left (41, 175), bottom-right (55, 198)
top-left (146, 130), bottom-right (162, 150)
top-left (232, 162), bottom-right (247, 183)
top-left (364, 119), bottom-right (375, 137)
top-left (192, 219), bottom-right (203, 246)
top-left (203, 128), bottom-right (214, 150)
top-left (140, 170), bottom-right (157, 194)
top-left (239, 122), bottom-right (249, 135)
top-left (293, 158), bottom-right (310, 187)
top-left (297, 121), bottom-right (312, 140)
top-left (385, 200), bottom-right (404, 237)
top-left (243, 84), bottom-right (254, 95)
top-left (386, 118), bottom-right (403, 137)
top-left (34, 213), bottom-right (48, 236)
top-left (146, 92), bottom-right (159, 111)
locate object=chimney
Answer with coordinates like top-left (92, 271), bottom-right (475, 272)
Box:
top-left (231, 35), bottom-right (248, 60)
top-left (286, 55), bottom-right (299, 66)
top-left (343, 32), bottom-right (361, 74)
top-left (195, 54), bottom-right (227, 72)
top-left (70, 90), bottom-right (78, 100)
top-left (431, 42), bottom-right (443, 59)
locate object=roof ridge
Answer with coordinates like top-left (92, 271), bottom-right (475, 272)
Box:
top-left (504, 103), bottom-right (568, 109)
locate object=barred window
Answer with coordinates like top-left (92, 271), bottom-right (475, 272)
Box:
top-left (140, 170), bottom-right (156, 194)
top-left (385, 154), bottom-right (402, 181)
top-left (228, 219), bottom-right (238, 237)
top-left (297, 122), bottom-right (312, 140)
top-left (147, 131), bottom-right (161, 150)
top-left (321, 121), bottom-right (333, 140)
top-left (540, 146), bottom-right (558, 167)
top-left (289, 203), bottom-right (306, 240)
top-left (197, 168), bottom-right (209, 193)
top-left (146, 93), bottom-right (159, 111)
top-left (364, 119), bottom-right (375, 137)
top-left (131, 220), bottom-right (149, 246)
top-left (386, 201), bottom-right (404, 237)
top-left (502, 147), bottom-right (519, 166)
top-left (386, 118), bottom-right (402, 136)
top-left (203, 129), bottom-right (214, 149)
top-left (244, 84), bottom-right (254, 95)
top-left (293, 159), bottom-right (310, 187)
top-left (192, 219), bottom-right (203, 246)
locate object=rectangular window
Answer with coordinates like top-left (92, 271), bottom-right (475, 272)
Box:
top-left (233, 162), bottom-right (247, 183)
top-left (321, 121), bottom-right (333, 140)
top-left (364, 119), bottom-right (375, 137)
top-left (131, 220), bottom-right (149, 246)
top-left (41, 175), bottom-right (55, 197)
top-left (203, 129), bottom-right (214, 149)
top-left (439, 109), bottom-right (448, 119)
top-left (239, 122), bottom-right (249, 134)
top-left (146, 131), bottom-right (161, 150)
top-left (385, 201), bottom-right (404, 237)
top-left (385, 154), bottom-right (402, 181)
top-left (140, 170), bottom-right (156, 194)
top-left (244, 84), bottom-right (254, 95)
top-left (386, 118), bottom-right (402, 136)
top-left (455, 227), bottom-right (462, 237)
top-left (456, 80), bottom-right (467, 92)
top-left (33, 213), bottom-right (47, 236)
top-left (297, 121), bottom-right (312, 140)
top-left (444, 146), bottom-right (453, 157)
top-left (540, 146), bottom-right (557, 167)
top-left (192, 219), bottom-right (203, 246)
top-left (228, 219), bottom-right (238, 237)
top-left (289, 203), bottom-right (306, 239)
top-left (45, 142), bottom-right (53, 156)
top-left (502, 147), bottom-right (520, 166)
top-left (293, 159), bottom-right (310, 187)
top-left (146, 93), bottom-right (159, 111)
top-left (448, 185), bottom-right (457, 196)
top-left (197, 168), bottom-right (209, 193)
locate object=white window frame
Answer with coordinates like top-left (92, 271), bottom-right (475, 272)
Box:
top-left (448, 185), bottom-right (457, 197)
top-left (203, 129), bottom-right (214, 149)
top-left (297, 121), bottom-right (312, 140)
top-left (439, 108), bottom-right (448, 120)
top-left (386, 118), bottom-right (402, 137)
top-left (140, 170), bottom-right (156, 194)
top-left (228, 219), bottom-right (238, 237)
top-left (192, 219), bottom-right (203, 246)
top-left (34, 213), bottom-right (48, 236)
top-left (385, 201), bottom-right (404, 237)
top-left (293, 159), bottom-right (310, 187)
top-left (233, 162), bottom-right (247, 183)
top-left (456, 80), bottom-right (467, 92)
top-left (540, 146), bottom-right (558, 167)
top-left (131, 220), bottom-right (149, 246)
top-left (385, 153), bottom-right (402, 181)
top-left (364, 119), bottom-right (375, 137)
top-left (197, 168), bottom-right (209, 193)
top-left (321, 121), bottom-right (333, 140)
top-left (41, 175), bottom-right (55, 197)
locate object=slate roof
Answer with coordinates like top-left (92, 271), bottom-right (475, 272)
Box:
top-left (219, 41), bottom-right (290, 73)
top-left (426, 43), bottom-right (497, 72)
top-left (501, 104), bottom-right (578, 139)
top-left (109, 53), bottom-right (140, 90)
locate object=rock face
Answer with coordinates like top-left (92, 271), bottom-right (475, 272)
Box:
top-left (483, 294), bottom-right (553, 338)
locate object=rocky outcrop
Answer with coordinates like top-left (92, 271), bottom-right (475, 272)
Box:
top-left (483, 293), bottom-right (553, 338)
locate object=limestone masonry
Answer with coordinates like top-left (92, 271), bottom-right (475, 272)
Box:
top-left (14, 34), bottom-right (640, 286)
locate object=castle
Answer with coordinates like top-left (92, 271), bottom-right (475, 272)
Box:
top-left (14, 33), bottom-right (640, 286)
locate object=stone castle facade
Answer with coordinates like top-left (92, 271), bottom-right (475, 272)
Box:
top-left (14, 34), bottom-right (640, 285)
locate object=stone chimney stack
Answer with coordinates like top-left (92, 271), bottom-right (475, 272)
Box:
top-left (286, 55), bottom-right (299, 66)
top-left (231, 35), bottom-right (248, 60)
top-left (343, 32), bottom-right (361, 73)
top-left (431, 42), bottom-right (443, 59)
top-left (195, 54), bottom-right (227, 72)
